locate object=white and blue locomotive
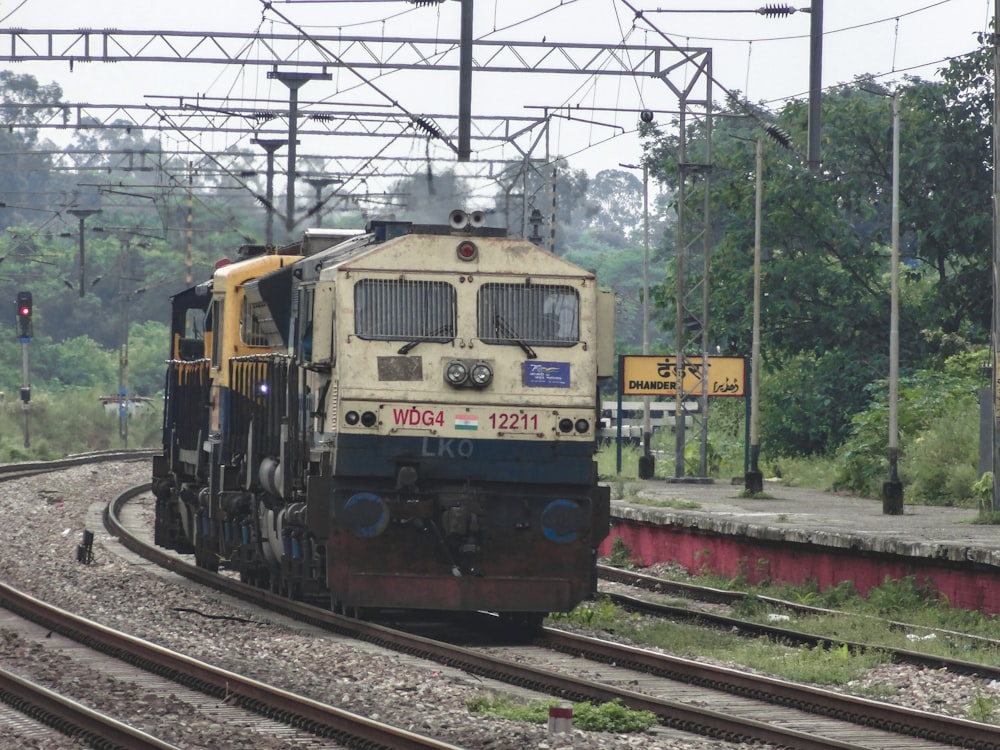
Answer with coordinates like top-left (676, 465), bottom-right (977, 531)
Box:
top-left (153, 211), bottom-right (613, 619)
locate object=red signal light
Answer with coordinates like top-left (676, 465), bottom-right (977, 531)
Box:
top-left (14, 291), bottom-right (32, 339)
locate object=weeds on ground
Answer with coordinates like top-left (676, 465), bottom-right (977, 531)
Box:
top-left (967, 692), bottom-right (1000, 723)
top-left (639, 567), bottom-right (1000, 666)
top-left (548, 595), bottom-right (618, 629)
top-left (467, 695), bottom-right (657, 733)
top-left (607, 537), bottom-right (636, 568)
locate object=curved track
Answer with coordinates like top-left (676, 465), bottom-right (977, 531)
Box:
top-left (109, 481), bottom-right (1000, 749)
top-left (0, 576), bottom-right (462, 750)
top-left (0, 456), bottom-right (461, 750)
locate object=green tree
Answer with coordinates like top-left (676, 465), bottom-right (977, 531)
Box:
top-left (644, 45), bottom-right (994, 455)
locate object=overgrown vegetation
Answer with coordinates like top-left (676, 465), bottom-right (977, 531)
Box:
top-left (549, 568), bottom-right (1000, 726)
top-left (0, 387), bottom-right (161, 461)
top-left (600, 347), bottom-right (991, 509)
top-left (467, 694), bottom-right (657, 733)
top-left (604, 563), bottom-right (1000, 669)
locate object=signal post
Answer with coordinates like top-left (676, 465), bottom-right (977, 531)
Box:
top-left (15, 291), bottom-right (32, 447)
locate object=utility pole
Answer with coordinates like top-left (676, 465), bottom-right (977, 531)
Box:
top-left (620, 159), bottom-right (654, 478)
top-left (268, 69), bottom-right (331, 232)
top-left (252, 138), bottom-right (287, 245)
top-left (458, 0), bottom-right (473, 161)
top-left (745, 138), bottom-right (765, 494)
top-left (808, 0), bottom-right (824, 171)
top-left (992, 0), bottom-right (1000, 511)
top-left (67, 208), bottom-right (101, 297)
top-left (883, 90), bottom-right (904, 513)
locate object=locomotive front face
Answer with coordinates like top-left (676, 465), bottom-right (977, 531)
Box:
top-left (305, 230), bottom-right (611, 614)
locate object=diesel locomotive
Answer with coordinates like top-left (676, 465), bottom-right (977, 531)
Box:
top-left (152, 210), bottom-right (614, 620)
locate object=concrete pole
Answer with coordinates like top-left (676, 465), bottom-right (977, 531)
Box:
top-left (883, 90), bottom-right (904, 514)
top-left (992, 0), bottom-right (1000, 511)
top-left (745, 138), bottom-right (764, 494)
top-left (67, 208), bottom-right (101, 297)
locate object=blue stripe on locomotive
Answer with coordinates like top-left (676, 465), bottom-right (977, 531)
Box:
top-left (335, 433), bottom-right (594, 485)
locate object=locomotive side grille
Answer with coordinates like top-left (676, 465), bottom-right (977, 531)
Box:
top-left (354, 278), bottom-right (456, 341)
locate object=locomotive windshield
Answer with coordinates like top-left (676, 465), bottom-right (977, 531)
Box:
top-left (478, 283), bottom-right (579, 347)
top-left (354, 279), bottom-right (456, 342)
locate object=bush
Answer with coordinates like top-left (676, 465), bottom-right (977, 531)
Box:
top-left (833, 349), bottom-right (985, 498)
top-left (0, 387), bottom-right (162, 461)
top-left (903, 404), bottom-right (979, 505)
top-left (759, 351), bottom-right (871, 457)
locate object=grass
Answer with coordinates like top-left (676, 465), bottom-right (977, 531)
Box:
top-left (467, 694), bottom-right (657, 733)
top-left (552, 595), bottom-right (893, 687)
top-left (587, 558), bottom-right (1000, 675)
top-left (0, 388), bottom-right (162, 462)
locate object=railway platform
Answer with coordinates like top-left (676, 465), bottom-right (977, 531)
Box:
top-left (601, 479), bottom-right (1000, 614)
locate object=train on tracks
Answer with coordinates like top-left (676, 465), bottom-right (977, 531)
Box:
top-left (152, 210), bottom-right (614, 622)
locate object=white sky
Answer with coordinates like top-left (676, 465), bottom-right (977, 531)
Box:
top-left (0, 0), bottom-right (991, 206)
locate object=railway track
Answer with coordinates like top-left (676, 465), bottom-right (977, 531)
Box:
top-left (0, 455), bottom-right (464, 750)
top-left (0, 559), bottom-right (464, 750)
top-left (108, 481), bottom-right (1000, 749)
top-left (0, 663), bottom-right (180, 750)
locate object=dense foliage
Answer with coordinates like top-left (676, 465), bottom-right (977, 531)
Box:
top-left (639, 41), bottom-right (993, 470)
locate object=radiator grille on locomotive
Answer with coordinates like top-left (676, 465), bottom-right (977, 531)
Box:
top-left (354, 279), bottom-right (456, 341)
top-left (477, 282), bottom-right (580, 347)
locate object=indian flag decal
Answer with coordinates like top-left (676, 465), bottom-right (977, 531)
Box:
top-left (455, 413), bottom-right (478, 430)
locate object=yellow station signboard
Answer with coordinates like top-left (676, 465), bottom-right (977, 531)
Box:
top-left (621, 355), bottom-right (745, 397)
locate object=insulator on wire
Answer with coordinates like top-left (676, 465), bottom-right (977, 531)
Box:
top-left (765, 124), bottom-right (793, 149)
top-left (756, 4), bottom-right (798, 17)
top-left (408, 0), bottom-right (444, 5)
top-left (412, 116), bottom-right (445, 140)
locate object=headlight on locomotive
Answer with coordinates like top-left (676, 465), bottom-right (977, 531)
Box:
top-left (445, 360), bottom-right (469, 386)
top-left (470, 361), bottom-right (493, 387)
top-left (445, 359), bottom-right (493, 389)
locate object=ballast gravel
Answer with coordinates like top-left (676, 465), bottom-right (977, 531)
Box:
top-left (0, 461), bottom-right (993, 749)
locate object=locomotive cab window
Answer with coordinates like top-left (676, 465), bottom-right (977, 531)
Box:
top-left (478, 283), bottom-right (579, 347)
top-left (177, 307), bottom-right (207, 360)
top-left (354, 279), bottom-right (456, 342)
top-left (241, 296), bottom-right (274, 347)
top-left (297, 286), bottom-right (315, 362)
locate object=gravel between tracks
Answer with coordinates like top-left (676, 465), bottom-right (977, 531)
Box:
top-left (0, 461), bottom-right (991, 749)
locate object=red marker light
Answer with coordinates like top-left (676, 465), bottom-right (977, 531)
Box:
top-left (456, 241), bottom-right (478, 261)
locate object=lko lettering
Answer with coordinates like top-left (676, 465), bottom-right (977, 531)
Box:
top-left (421, 437), bottom-right (474, 458)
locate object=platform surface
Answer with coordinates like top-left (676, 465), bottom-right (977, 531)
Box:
top-left (610, 479), bottom-right (1000, 567)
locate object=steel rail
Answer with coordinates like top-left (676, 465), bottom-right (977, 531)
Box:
top-left (0, 667), bottom-right (182, 750)
top-left (600, 563), bottom-right (1000, 675)
top-left (0, 577), bottom-right (463, 750)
